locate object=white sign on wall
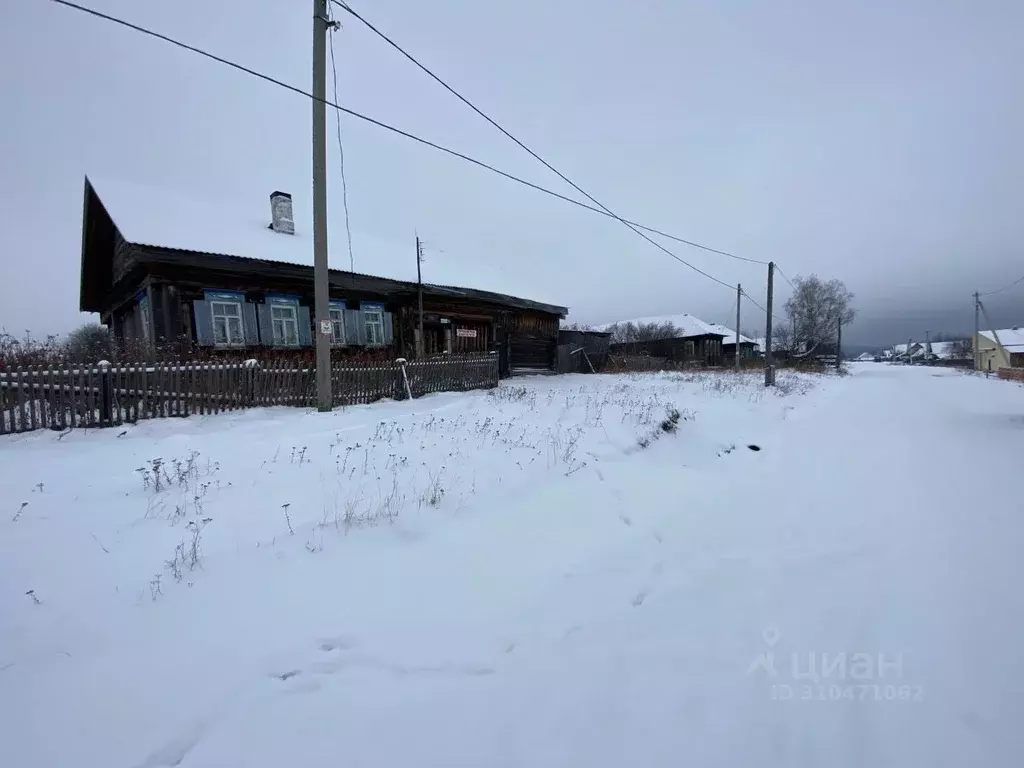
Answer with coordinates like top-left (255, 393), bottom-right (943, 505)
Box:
top-left (456, 328), bottom-right (477, 338)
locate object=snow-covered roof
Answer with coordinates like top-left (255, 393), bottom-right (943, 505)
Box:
top-left (892, 341), bottom-right (961, 359)
top-left (703, 322), bottom-right (758, 346)
top-left (857, 352), bottom-right (876, 361)
top-left (979, 327), bottom-right (1024, 350)
top-left (595, 313), bottom-right (752, 341)
top-left (86, 175), bottom-right (565, 308)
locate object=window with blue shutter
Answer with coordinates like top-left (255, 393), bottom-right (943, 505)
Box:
top-left (345, 308), bottom-right (365, 345)
top-left (361, 302), bottom-right (386, 347)
top-left (201, 290), bottom-right (246, 347)
top-left (329, 300), bottom-right (347, 345)
top-left (264, 294), bottom-right (301, 347)
top-left (297, 306), bottom-right (312, 346)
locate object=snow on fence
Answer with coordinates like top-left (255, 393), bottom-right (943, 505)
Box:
top-left (0, 353), bottom-right (498, 435)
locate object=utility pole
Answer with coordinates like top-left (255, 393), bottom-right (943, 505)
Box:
top-left (764, 262), bottom-right (774, 386)
top-left (416, 235), bottom-right (424, 358)
top-left (735, 283), bottom-right (742, 373)
top-left (312, 0), bottom-right (332, 412)
top-left (836, 317), bottom-right (842, 370)
top-left (925, 329), bottom-right (930, 356)
top-left (973, 291), bottom-right (980, 371)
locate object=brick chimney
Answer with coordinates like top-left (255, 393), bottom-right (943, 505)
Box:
top-left (269, 191), bottom-right (294, 235)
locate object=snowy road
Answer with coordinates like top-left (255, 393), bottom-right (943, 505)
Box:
top-left (2, 365), bottom-right (1022, 766)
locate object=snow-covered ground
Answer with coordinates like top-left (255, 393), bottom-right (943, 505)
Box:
top-left (2, 365), bottom-right (1022, 766)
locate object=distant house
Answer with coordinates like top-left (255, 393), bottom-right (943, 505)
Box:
top-left (891, 340), bottom-right (971, 365)
top-left (856, 352), bottom-right (876, 362)
top-left (595, 313), bottom-right (732, 366)
top-left (79, 176), bottom-right (567, 375)
top-left (975, 327), bottom-right (1024, 372)
top-left (702, 323), bottom-right (761, 362)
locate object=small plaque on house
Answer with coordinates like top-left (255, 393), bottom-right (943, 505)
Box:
top-left (456, 328), bottom-right (477, 338)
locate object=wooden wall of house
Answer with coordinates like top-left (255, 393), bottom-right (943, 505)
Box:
top-left (609, 336), bottom-right (724, 366)
top-left (96, 259), bottom-right (563, 373)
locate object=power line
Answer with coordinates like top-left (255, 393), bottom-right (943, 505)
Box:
top-left (979, 273), bottom-right (1024, 297)
top-left (741, 289), bottom-right (786, 326)
top-left (329, 0), bottom-right (762, 277)
top-left (326, 4), bottom-right (355, 272)
top-left (775, 264), bottom-right (797, 291)
top-left (51, 0), bottom-right (742, 293)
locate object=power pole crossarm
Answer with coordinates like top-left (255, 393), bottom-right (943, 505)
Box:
top-left (312, 0), bottom-right (332, 411)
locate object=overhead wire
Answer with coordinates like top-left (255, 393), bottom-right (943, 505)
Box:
top-left (979, 273), bottom-right (1024, 297)
top-left (51, 0), bottom-right (756, 293)
top-left (326, 3), bottom-right (355, 272)
top-left (328, 0), bottom-right (765, 279)
top-left (774, 264), bottom-right (798, 291)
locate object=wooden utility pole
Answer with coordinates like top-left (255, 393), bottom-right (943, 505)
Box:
top-left (312, 0), bottom-right (332, 411)
top-left (764, 262), bottom-right (774, 386)
top-left (836, 317), bottom-right (842, 370)
top-left (735, 283), bottom-right (742, 372)
top-left (416, 236), bottom-right (424, 358)
top-left (973, 291), bottom-right (980, 371)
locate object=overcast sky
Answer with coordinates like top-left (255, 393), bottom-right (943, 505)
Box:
top-left (3, 0), bottom-right (1023, 346)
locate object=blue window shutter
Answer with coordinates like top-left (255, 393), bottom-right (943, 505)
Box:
top-left (193, 300), bottom-right (214, 346)
top-left (346, 309), bottom-right (365, 345)
top-left (242, 302), bottom-right (259, 346)
top-left (298, 305), bottom-right (312, 346)
top-left (383, 312), bottom-right (394, 344)
top-left (257, 304), bottom-right (273, 345)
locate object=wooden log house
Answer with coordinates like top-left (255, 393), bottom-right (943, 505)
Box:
top-left (79, 176), bottom-right (567, 375)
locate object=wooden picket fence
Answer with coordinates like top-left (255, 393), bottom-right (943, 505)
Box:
top-left (0, 353), bottom-right (499, 435)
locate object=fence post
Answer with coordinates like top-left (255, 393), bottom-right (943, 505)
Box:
top-left (243, 359), bottom-right (258, 406)
top-left (395, 358), bottom-right (413, 400)
top-left (98, 360), bottom-right (112, 426)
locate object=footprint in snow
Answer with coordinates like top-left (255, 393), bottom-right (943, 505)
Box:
top-left (134, 721), bottom-right (208, 768)
top-left (632, 591), bottom-right (648, 607)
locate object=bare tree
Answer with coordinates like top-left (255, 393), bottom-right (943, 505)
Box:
top-left (772, 323), bottom-right (794, 352)
top-left (783, 275), bottom-right (856, 357)
top-left (606, 321), bottom-right (680, 345)
top-left (949, 339), bottom-right (972, 360)
top-left (65, 323), bottom-right (112, 363)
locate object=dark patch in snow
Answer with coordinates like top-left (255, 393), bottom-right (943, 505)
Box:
top-left (747, 444), bottom-right (761, 451)
top-left (632, 591), bottom-right (648, 607)
top-left (135, 722), bottom-right (207, 768)
top-left (277, 670), bottom-right (301, 681)
top-left (318, 635), bottom-right (356, 652)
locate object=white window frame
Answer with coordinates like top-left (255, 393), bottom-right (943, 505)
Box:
top-left (363, 307), bottom-right (385, 346)
top-left (210, 300), bottom-right (245, 347)
top-left (329, 307), bottom-right (345, 346)
top-left (271, 303), bottom-right (300, 347)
